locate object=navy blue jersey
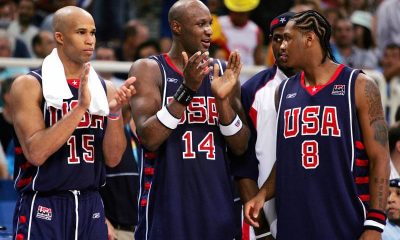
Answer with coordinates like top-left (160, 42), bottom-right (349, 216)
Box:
top-left (135, 54), bottom-right (237, 240)
top-left (13, 69), bottom-right (107, 192)
top-left (276, 64), bottom-right (370, 239)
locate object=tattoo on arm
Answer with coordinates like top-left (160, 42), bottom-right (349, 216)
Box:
top-left (374, 177), bottom-right (388, 210)
top-left (365, 80), bottom-right (384, 125)
top-left (364, 80), bottom-right (388, 147)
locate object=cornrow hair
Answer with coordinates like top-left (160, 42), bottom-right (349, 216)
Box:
top-left (291, 10), bottom-right (336, 63)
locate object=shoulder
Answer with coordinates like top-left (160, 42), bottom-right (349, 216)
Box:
top-left (11, 74), bottom-right (42, 100)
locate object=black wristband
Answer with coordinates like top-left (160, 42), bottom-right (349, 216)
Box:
top-left (174, 83), bottom-right (196, 106)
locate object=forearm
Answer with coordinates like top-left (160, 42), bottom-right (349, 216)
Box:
top-left (368, 156), bottom-right (390, 211)
top-left (258, 164), bottom-right (276, 202)
top-left (216, 98), bottom-right (249, 155)
top-left (138, 99), bottom-right (187, 151)
top-left (103, 116), bottom-right (126, 167)
top-left (237, 178), bottom-right (270, 234)
top-left (20, 106), bottom-right (87, 166)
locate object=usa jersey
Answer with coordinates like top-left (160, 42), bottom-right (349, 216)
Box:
top-left (276, 64), bottom-right (369, 239)
top-left (14, 69), bottom-right (107, 192)
top-left (135, 54), bottom-right (237, 240)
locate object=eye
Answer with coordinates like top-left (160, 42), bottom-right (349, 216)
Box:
top-left (273, 35), bottom-right (283, 43)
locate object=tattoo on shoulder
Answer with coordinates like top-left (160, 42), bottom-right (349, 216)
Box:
top-left (364, 79), bottom-right (384, 125)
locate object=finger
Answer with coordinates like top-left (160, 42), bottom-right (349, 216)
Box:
top-left (182, 51), bottom-right (189, 67)
top-left (197, 57), bottom-right (213, 70)
top-left (125, 76), bottom-right (136, 86)
top-left (230, 51), bottom-right (237, 69)
top-left (194, 51), bottom-right (209, 67)
top-left (188, 51), bottom-right (202, 65)
top-left (227, 51), bottom-right (233, 69)
top-left (81, 63), bottom-right (90, 84)
top-left (213, 63), bottom-right (220, 79)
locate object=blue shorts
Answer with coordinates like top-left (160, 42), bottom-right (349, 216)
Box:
top-left (13, 190), bottom-right (107, 240)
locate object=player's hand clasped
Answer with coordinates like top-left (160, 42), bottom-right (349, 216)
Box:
top-left (211, 50), bottom-right (242, 100)
top-left (109, 77), bottom-right (136, 113)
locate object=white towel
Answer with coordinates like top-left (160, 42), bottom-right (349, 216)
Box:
top-left (42, 48), bottom-right (109, 116)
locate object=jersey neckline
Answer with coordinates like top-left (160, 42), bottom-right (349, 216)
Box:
top-left (300, 64), bottom-right (344, 96)
top-left (163, 53), bottom-right (183, 77)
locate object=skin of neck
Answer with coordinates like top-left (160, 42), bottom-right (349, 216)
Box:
top-left (57, 48), bottom-right (86, 79)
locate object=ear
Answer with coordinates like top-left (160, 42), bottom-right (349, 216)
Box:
top-left (54, 32), bottom-right (63, 45)
top-left (396, 141), bottom-right (400, 153)
top-left (304, 31), bottom-right (315, 48)
top-left (171, 20), bottom-right (181, 35)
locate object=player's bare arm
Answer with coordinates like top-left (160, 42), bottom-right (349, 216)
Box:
top-left (244, 164), bottom-right (276, 228)
top-left (355, 74), bottom-right (390, 240)
top-left (129, 51), bottom-right (211, 151)
top-left (212, 51), bottom-right (249, 155)
top-left (103, 77), bottom-right (136, 167)
top-left (237, 178), bottom-right (272, 239)
top-left (11, 66), bottom-right (91, 166)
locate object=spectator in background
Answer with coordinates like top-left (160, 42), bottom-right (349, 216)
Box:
top-left (40, 0), bottom-right (77, 32)
top-left (133, 39), bottom-right (161, 60)
top-left (350, 10), bottom-right (375, 50)
top-left (0, 143), bottom-right (7, 179)
top-left (323, 7), bottom-right (346, 27)
top-left (290, 0), bottom-right (321, 13)
top-left (381, 44), bottom-right (400, 81)
top-left (389, 123), bottom-right (400, 179)
top-left (376, 0), bottom-right (400, 57)
top-left (219, 0), bottom-right (264, 66)
top-left (115, 20), bottom-right (150, 63)
top-left (7, 0), bottom-right (38, 57)
top-left (0, 30), bottom-right (29, 82)
top-left (0, 1), bottom-right (16, 29)
top-left (331, 17), bottom-right (378, 69)
top-left (100, 104), bottom-right (140, 240)
top-left (382, 178), bottom-right (400, 239)
top-left (95, 45), bottom-right (125, 88)
top-left (31, 30), bottom-right (55, 58)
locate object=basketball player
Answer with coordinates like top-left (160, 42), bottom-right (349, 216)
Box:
top-left (128, 1), bottom-right (249, 239)
top-left (231, 12), bottom-right (296, 239)
top-left (11, 6), bottom-right (135, 240)
top-left (244, 10), bottom-right (389, 239)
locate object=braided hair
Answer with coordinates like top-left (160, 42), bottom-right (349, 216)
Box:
top-left (291, 10), bottom-right (336, 63)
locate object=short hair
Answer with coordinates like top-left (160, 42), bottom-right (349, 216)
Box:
top-left (389, 123), bottom-right (400, 153)
top-left (32, 33), bottom-right (42, 47)
top-left (0, 78), bottom-right (14, 101)
top-left (291, 10), bottom-right (336, 63)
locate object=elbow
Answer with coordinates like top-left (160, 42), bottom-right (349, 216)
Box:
top-left (24, 147), bottom-right (47, 167)
top-left (230, 142), bottom-right (248, 156)
top-left (105, 156), bottom-right (122, 168)
top-left (140, 138), bottom-right (161, 152)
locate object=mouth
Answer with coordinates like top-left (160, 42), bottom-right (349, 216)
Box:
top-left (201, 39), bottom-right (211, 49)
top-left (279, 53), bottom-right (288, 62)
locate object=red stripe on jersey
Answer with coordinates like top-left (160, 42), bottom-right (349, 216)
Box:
top-left (20, 162), bottom-right (32, 170)
top-left (355, 141), bottom-right (365, 150)
top-left (140, 198), bottom-right (147, 207)
top-left (67, 79), bottom-right (80, 88)
top-left (367, 212), bottom-right (386, 221)
top-left (359, 194), bottom-right (370, 202)
top-left (249, 107), bottom-right (258, 129)
top-left (144, 152), bottom-right (157, 160)
top-left (355, 158), bottom-right (368, 167)
top-left (355, 176), bottom-right (369, 184)
top-left (15, 147), bottom-right (23, 155)
top-left (144, 182), bottom-right (151, 190)
top-left (16, 177), bottom-right (32, 188)
top-left (242, 220), bottom-right (250, 240)
top-left (144, 167), bottom-right (155, 176)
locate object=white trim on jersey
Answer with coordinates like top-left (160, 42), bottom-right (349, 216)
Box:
top-left (364, 219), bottom-right (386, 230)
top-left (27, 192), bottom-right (38, 240)
top-left (216, 59), bottom-right (224, 75)
top-left (348, 69), bottom-right (356, 172)
top-left (106, 173), bottom-right (139, 177)
top-left (159, 58), bottom-right (168, 107)
top-left (136, 149), bottom-right (144, 238)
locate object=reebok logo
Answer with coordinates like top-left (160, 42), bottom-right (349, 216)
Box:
top-left (36, 205), bottom-right (52, 221)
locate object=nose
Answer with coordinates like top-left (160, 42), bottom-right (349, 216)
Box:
top-left (85, 34), bottom-right (95, 46)
top-left (280, 40), bottom-right (287, 51)
top-left (205, 25), bottom-right (212, 36)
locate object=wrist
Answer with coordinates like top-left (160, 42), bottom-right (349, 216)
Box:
top-left (363, 208), bottom-right (387, 233)
top-left (174, 83), bottom-right (196, 106)
top-left (219, 114), bottom-right (242, 136)
top-left (108, 110), bottom-right (121, 121)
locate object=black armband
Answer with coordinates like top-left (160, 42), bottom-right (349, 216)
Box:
top-left (174, 83), bottom-right (196, 106)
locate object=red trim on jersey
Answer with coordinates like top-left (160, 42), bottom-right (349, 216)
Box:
top-left (359, 194), bottom-right (370, 202)
top-left (19, 215), bottom-right (27, 224)
top-left (144, 152), bottom-right (157, 160)
top-left (164, 53), bottom-right (183, 76)
top-left (367, 212), bottom-right (386, 221)
top-left (249, 107), bottom-right (258, 129)
top-left (355, 176), bottom-right (369, 184)
top-left (67, 79), bottom-right (80, 88)
top-left (16, 176), bottom-right (32, 188)
top-left (144, 167), bottom-right (155, 176)
top-left (355, 158), bottom-right (369, 167)
top-left (15, 147), bottom-right (23, 154)
top-left (301, 64), bottom-right (344, 96)
top-left (144, 182), bottom-right (151, 190)
top-left (140, 198), bottom-right (147, 207)
top-left (20, 162), bottom-right (32, 170)
top-left (242, 220), bottom-right (250, 240)
top-left (16, 233), bottom-right (24, 240)
top-left (355, 141), bottom-right (365, 150)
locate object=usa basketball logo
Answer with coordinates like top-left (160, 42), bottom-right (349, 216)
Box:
top-left (331, 85), bottom-right (346, 95)
top-left (36, 205), bottom-right (53, 221)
